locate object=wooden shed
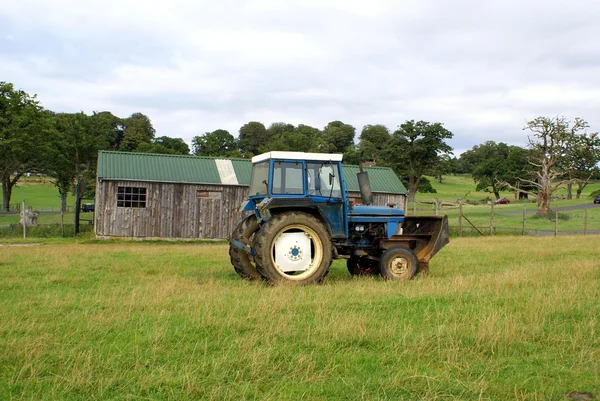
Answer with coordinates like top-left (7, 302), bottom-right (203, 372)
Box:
top-left (95, 151), bottom-right (408, 240)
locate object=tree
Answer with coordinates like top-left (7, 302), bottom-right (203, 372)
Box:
top-left (561, 132), bottom-right (600, 199)
top-left (462, 142), bottom-right (531, 199)
top-left (89, 111), bottom-right (123, 150)
top-left (260, 123), bottom-right (324, 153)
top-left (428, 154), bottom-right (457, 184)
top-left (383, 120), bottom-right (453, 202)
top-left (45, 112), bottom-right (110, 213)
top-left (136, 136), bottom-right (190, 155)
top-left (523, 116), bottom-right (588, 216)
top-left (120, 112), bottom-right (155, 151)
top-left (358, 124), bottom-right (391, 163)
top-left (238, 121), bottom-right (268, 156)
top-left (322, 121), bottom-right (356, 153)
top-left (0, 82), bottom-right (49, 211)
top-left (192, 129), bottom-right (238, 157)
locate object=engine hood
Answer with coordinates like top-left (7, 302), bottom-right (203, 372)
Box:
top-left (349, 205), bottom-right (405, 217)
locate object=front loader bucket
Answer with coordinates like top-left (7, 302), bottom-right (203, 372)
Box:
top-left (381, 215), bottom-right (449, 274)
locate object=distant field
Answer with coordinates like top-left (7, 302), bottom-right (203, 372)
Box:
top-left (415, 176), bottom-right (600, 235)
top-left (1, 238), bottom-right (598, 399)
top-left (0, 178), bottom-right (93, 226)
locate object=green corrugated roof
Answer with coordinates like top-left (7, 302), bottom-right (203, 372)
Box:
top-left (98, 151), bottom-right (225, 185)
top-left (97, 151), bottom-right (407, 194)
top-left (342, 165), bottom-right (407, 195)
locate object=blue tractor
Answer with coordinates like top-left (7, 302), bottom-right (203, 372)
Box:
top-left (229, 151), bottom-right (449, 285)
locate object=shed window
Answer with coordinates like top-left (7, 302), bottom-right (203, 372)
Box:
top-left (117, 187), bottom-right (147, 208)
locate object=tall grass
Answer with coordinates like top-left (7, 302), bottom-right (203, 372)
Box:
top-left (1, 238), bottom-right (598, 399)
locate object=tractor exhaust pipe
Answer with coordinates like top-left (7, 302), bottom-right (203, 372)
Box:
top-left (357, 158), bottom-right (373, 206)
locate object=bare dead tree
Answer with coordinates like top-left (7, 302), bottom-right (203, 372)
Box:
top-left (522, 117), bottom-right (589, 216)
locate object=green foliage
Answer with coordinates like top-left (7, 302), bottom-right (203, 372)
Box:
top-left (192, 129), bottom-right (238, 157)
top-left (358, 124), bottom-right (390, 162)
top-left (119, 112), bottom-right (156, 151)
top-left (322, 120), bottom-right (356, 153)
top-left (260, 123), bottom-right (324, 153)
top-left (238, 121), bottom-right (268, 156)
top-left (383, 120), bottom-right (453, 201)
top-left (0, 82), bottom-right (51, 211)
top-left (89, 111), bottom-right (123, 150)
top-left (461, 141), bottom-right (532, 198)
top-left (136, 136), bottom-right (190, 155)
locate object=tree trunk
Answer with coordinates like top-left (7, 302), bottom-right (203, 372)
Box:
top-left (407, 176), bottom-right (418, 203)
top-left (60, 190), bottom-right (68, 213)
top-left (537, 188), bottom-right (551, 216)
top-left (566, 182), bottom-right (572, 200)
top-left (576, 182), bottom-right (586, 199)
top-left (2, 178), bottom-right (11, 212)
top-left (493, 191), bottom-right (500, 200)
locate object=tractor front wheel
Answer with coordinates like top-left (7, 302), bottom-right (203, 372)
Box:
top-left (379, 246), bottom-right (418, 280)
top-left (229, 214), bottom-right (262, 281)
top-left (254, 212), bottom-right (332, 285)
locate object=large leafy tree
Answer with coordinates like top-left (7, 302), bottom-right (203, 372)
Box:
top-left (238, 121), bottom-right (268, 156)
top-left (461, 141), bottom-right (531, 199)
top-left (523, 116), bottom-right (588, 216)
top-left (383, 120), bottom-right (453, 202)
top-left (561, 132), bottom-right (600, 199)
top-left (260, 124), bottom-right (324, 153)
top-left (89, 111), bottom-right (123, 150)
top-left (0, 82), bottom-right (50, 211)
top-left (45, 112), bottom-right (108, 212)
top-left (358, 124), bottom-right (391, 163)
top-left (136, 136), bottom-right (190, 155)
top-left (322, 121), bottom-right (356, 153)
top-left (120, 112), bottom-right (155, 151)
top-left (192, 129), bottom-right (238, 157)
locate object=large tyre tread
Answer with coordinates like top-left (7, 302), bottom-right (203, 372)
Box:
top-left (229, 215), bottom-right (262, 281)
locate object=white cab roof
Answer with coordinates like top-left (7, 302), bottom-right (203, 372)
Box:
top-left (251, 151), bottom-right (343, 164)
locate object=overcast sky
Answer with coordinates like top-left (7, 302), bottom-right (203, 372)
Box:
top-left (2, 0), bottom-right (599, 154)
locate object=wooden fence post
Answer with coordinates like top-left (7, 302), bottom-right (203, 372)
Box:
top-left (489, 203), bottom-right (494, 235)
top-left (435, 197), bottom-right (439, 216)
top-left (584, 208), bottom-right (588, 235)
top-left (522, 204), bottom-right (527, 236)
top-left (458, 200), bottom-right (463, 237)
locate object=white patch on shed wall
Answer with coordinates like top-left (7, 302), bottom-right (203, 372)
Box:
top-left (215, 159), bottom-right (239, 185)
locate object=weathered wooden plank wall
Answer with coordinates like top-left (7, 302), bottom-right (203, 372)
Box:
top-left (95, 180), bottom-right (407, 239)
top-left (95, 180), bottom-right (249, 239)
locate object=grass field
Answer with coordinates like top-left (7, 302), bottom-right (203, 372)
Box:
top-left (1, 238), bottom-right (599, 400)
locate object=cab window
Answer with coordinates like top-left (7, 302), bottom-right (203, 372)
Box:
top-left (307, 162), bottom-right (341, 198)
top-left (272, 161), bottom-right (304, 195)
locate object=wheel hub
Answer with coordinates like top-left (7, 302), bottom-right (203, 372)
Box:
top-left (274, 232), bottom-right (311, 272)
top-left (390, 256), bottom-right (409, 276)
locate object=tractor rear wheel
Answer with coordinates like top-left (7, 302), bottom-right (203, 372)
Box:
top-left (229, 215), bottom-right (262, 281)
top-left (254, 212), bottom-right (332, 285)
top-left (379, 246), bottom-right (418, 280)
top-left (347, 256), bottom-right (380, 276)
